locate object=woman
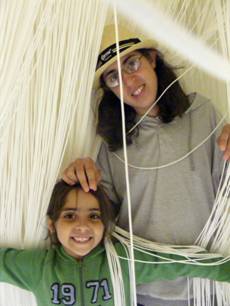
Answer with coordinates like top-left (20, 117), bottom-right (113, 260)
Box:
top-left (63, 24), bottom-right (230, 306)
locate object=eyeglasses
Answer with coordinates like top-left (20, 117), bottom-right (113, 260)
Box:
top-left (103, 54), bottom-right (143, 88)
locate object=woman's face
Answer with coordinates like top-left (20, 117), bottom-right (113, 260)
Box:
top-left (102, 50), bottom-right (159, 117)
top-left (48, 189), bottom-right (104, 260)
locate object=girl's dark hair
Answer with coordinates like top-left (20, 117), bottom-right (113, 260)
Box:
top-left (47, 180), bottom-right (115, 245)
top-left (97, 49), bottom-right (190, 151)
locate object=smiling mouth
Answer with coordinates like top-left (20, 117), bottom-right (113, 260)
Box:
top-left (71, 237), bottom-right (92, 243)
top-left (132, 85), bottom-right (144, 97)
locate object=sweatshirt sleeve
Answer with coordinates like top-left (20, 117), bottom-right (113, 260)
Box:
top-left (115, 243), bottom-right (230, 284)
top-left (0, 248), bottom-right (47, 291)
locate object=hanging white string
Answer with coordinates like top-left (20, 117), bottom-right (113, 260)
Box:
top-left (192, 0), bottom-right (230, 304)
top-left (114, 227), bottom-right (224, 258)
top-left (0, 1), bottom-right (108, 306)
top-left (193, 161), bottom-right (230, 305)
top-left (112, 8), bottom-right (137, 306)
top-left (105, 237), bottom-right (127, 306)
top-left (111, 226), bottom-right (230, 265)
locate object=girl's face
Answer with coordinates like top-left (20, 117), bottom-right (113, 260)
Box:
top-left (48, 189), bottom-right (104, 260)
top-left (102, 50), bottom-right (159, 117)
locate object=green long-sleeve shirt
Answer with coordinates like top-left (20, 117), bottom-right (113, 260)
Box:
top-left (0, 242), bottom-right (229, 306)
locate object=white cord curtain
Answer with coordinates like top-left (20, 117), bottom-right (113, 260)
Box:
top-left (0, 0), bottom-right (230, 305)
top-left (0, 0), bottom-right (107, 304)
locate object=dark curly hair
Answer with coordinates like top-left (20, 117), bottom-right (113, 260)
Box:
top-left (47, 180), bottom-right (115, 246)
top-left (97, 49), bottom-right (190, 151)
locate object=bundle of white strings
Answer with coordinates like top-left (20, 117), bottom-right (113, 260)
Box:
top-left (0, 0), bottom-right (107, 305)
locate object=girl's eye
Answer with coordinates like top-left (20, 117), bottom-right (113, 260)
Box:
top-left (89, 213), bottom-right (101, 221)
top-left (63, 213), bottom-right (76, 220)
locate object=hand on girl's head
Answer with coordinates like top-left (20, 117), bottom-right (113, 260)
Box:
top-left (62, 158), bottom-right (101, 192)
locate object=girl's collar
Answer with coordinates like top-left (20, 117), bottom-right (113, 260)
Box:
top-left (57, 244), bottom-right (105, 263)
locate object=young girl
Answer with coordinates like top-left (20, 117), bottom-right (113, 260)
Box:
top-left (1, 180), bottom-right (230, 306)
top-left (63, 24), bottom-right (230, 305)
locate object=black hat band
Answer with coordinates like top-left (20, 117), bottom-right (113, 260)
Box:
top-left (96, 38), bottom-right (141, 70)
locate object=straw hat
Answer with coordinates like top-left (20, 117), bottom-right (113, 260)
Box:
top-left (94, 24), bottom-right (157, 89)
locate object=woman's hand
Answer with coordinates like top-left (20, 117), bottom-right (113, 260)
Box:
top-left (62, 158), bottom-right (101, 192)
top-left (217, 124), bottom-right (230, 161)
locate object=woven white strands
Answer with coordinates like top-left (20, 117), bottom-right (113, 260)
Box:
top-left (0, 0), bottom-right (230, 306)
top-left (0, 0), bottom-right (107, 304)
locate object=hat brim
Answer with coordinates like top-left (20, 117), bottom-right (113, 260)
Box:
top-left (93, 40), bottom-right (157, 90)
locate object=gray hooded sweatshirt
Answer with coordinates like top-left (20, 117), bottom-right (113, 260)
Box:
top-left (96, 93), bottom-right (224, 304)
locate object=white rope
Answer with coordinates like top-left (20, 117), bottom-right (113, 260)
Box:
top-left (112, 226), bottom-right (230, 265)
top-left (192, 0), bottom-right (230, 304)
top-left (112, 9), bottom-right (137, 306)
top-left (105, 237), bottom-right (126, 306)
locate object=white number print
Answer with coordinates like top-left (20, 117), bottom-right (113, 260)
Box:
top-left (86, 279), bottom-right (112, 304)
top-left (51, 279), bottom-right (111, 305)
top-left (51, 283), bottom-right (76, 305)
